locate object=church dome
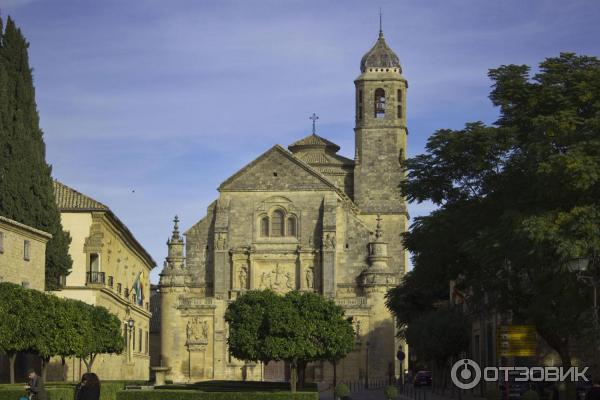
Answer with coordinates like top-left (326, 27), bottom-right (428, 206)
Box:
top-left (360, 31), bottom-right (401, 73)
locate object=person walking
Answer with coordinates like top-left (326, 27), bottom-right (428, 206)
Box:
top-left (75, 373), bottom-right (101, 400)
top-left (25, 369), bottom-right (46, 400)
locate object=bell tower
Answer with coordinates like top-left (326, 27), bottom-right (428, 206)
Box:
top-left (353, 27), bottom-right (407, 214)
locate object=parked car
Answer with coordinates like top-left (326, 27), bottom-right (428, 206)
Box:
top-left (413, 370), bottom-right (432, 387)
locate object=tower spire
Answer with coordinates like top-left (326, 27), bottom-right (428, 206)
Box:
top-left (379, 8), bottom-right (383, 37)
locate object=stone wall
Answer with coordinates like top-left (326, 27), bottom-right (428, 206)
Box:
top-left (0, 215), bottom-right (50, 291)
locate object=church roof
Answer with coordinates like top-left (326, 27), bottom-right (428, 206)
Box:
top-left (288, 133), bottom-right (340, 153)
top-left (53, 180), bottom-right (109, 211)
top-left (288, 133), bottom-right (354, 167)
top-left (360, 31), bottom-right (401, 73)
top-left (218, 145), bottom-right (358, 212)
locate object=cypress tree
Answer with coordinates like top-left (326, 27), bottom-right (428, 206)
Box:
top-left (0, 17), bottom-right (72, 289)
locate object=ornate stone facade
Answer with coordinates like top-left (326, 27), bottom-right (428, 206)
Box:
top-left (159, 30), bottom-right (409, 384)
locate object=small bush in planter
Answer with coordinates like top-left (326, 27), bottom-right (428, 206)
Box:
top-left (384, 385), bottom-right (398, 399)
top-left (334, 383), bottom-right (350, 400)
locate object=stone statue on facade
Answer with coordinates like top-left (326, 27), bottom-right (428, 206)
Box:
top-left (305, 267), bottom-right (314, 289)
top-left (323, 233), bottom-right (336, 250)
top-left (216, 233), bottom-right (227, 250)
top-left (285, 272), bottom-right (294, 290)
top-left (239, 265), bottom-right (248, 290)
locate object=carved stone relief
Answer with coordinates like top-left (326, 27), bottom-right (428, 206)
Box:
top-left (186, 316), bottom-right (209, 346)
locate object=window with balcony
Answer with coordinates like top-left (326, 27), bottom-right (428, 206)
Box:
top-left (0, 231), bottom-right (4, 253)
top-left (108, 276), bottom-right (114, 288)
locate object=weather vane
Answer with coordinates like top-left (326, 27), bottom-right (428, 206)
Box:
top-left (309, 113), bottom-right (319, 134)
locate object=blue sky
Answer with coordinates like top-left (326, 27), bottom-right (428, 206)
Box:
top-left (2, 0), bottom-right (599, 283)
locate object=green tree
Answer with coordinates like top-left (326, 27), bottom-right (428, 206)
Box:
top-left (0, 283), bottom-right (39, 383)
top-left (225, 290), bottom-right (354, 392)
top-left (405, 306), bottom-right (470, 391)
top-left (397, 53), bottom-right (600, 399)
top-left (0, 16), bottom-right (72, 289)
top-left (78, 305), bottom-right (124, 373)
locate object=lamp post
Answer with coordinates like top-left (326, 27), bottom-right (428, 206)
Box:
top-left (365, 341), bottom-right (370, 389)
top-left (567, 256), bottom-right (600, 376)
top-left (127, 318), bottom-right (135, 362)
top-left (566, 257), bottom-right (600, 330)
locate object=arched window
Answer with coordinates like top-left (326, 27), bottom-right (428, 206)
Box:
top-left (260, 217), bottom-right (269, 237)
top-left (374, 88), bottom-right (385, 118)
top-left (287, 217), bottom-right (297, 237)
top-left (271, 210), bottom-right (285, 237)
top-left (397, 89), bottom-right (403, 119)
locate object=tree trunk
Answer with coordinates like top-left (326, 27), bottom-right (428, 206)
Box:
top-left (82, 354), bottom-right (97, 373)
top-left (8, 352), bottom-right (17, 384)
top-left (333, 360), bottom-right (338, 388)
top-left (290, 361), bottom-right (298, 393)
top-left (61, 356), bottom-right (67, 381)
top-left (557, 347), bottom-right (576, 400)
top-left (297, 360), bottom-right (307, 390)
top-left (41, 357), bottom-right (50, 382)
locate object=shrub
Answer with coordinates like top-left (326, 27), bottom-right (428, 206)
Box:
top-left (116, 390), bottom-right (318, 400)
top-left (156, 381), bottom-right (317, 393)
top-left (0, 387), bottom-right (73, 400)
top-left (522, 390), bottom-right (539, 400)
top-left (384, 386), bottom-right (398, 399)
top-left (334, 383), bottom-right (350, 399)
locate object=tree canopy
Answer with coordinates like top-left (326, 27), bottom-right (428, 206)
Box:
top-left (0, 282), bottom-right (124, 382)
top-left (0, 16), bottom-right (72, 289)
top-left (225, 290), bottom-right (355, 392)
top-left (387, 53), bottom-right (600, 387)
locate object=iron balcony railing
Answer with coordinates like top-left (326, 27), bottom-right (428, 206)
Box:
top-left (86, 271), bottom-right (105, 285)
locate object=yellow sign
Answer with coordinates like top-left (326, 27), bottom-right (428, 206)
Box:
top-left (497, 325), bottom-right (537, 357)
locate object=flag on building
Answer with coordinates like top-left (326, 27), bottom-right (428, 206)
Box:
top-left (133, 272), bottom-right (144, 306)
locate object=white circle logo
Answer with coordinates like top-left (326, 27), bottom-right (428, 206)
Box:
top-left (451, 359), bottom-right (482, 389)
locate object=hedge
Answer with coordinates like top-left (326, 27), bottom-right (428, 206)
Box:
top-left (0, 381), bottom-right (148, 400)
top-left (116, 390), bottom-right (319, 400)
top-left (157, 381), bottom-right (318, 392)
top-left (0, 387), bottom-right (73, 400)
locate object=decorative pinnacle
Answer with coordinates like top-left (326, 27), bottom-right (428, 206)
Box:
top-left (375, 214), bottom-right (383, 239)
top-left (379, 8), bottom-right (383, 38)
top-left (309, 113), bottom-right (319, 134)
top-left (172, 215), bottom-right (180, 239)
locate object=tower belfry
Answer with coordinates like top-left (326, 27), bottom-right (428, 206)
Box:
top-left (353, 26), bottom-right (407, 214)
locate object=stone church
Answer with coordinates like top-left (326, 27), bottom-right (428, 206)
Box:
top-left (158, 28), bottom-right (409, 384)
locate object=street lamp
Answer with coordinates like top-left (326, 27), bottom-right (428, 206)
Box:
top-left (365, 341), bottom-right (370, 389)
top-left (567, 256), bottom-right (600, 377)
top-left (566, 257), bottom-right (599, 330)
top-left (128, 318), bottom-right (135, 329)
